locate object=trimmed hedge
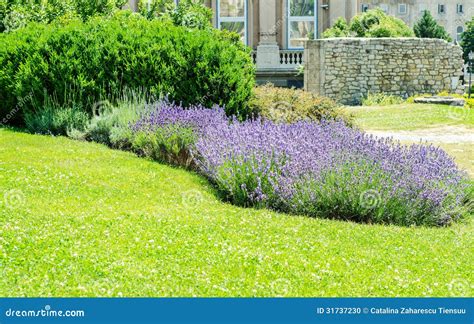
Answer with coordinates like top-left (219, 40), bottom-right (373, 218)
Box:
top-left (0, 11), bottom-right (255, 124)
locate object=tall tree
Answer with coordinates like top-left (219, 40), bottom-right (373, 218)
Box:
top-left (414, 10), bottom-right (452, 42)
top-left (461, 17), bottom-right (474, 62)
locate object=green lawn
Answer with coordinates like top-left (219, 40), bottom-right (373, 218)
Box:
top-left (349, 103), bottom-right (474, 177)
top-left (350, 103), bottom-right (474, 131)
top-left (0, 128), bottom-right (472, 297)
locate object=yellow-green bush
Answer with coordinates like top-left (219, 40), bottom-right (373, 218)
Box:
top-left (249, 84), bottom-right (353, 125)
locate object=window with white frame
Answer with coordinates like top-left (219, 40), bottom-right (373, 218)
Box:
top-left (457, 26), bottom-right (464, 41)
top-left (398, 4), bottom-right (407, 14)
top-left (438, 4), bottom-right (445, 14)
top-left (379, 4), bottom-right (389, 14)
top-left (457, 4), bottom-right (464, 14)
top-left (288, 0), bottom-right (317, 49)
top-left (217, 0), bottom-right (247, 44)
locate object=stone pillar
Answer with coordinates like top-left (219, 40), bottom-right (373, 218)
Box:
top-left (304, 40), bottom-right (324, 96)
top-left (256, 0), bottom-right (280, 69)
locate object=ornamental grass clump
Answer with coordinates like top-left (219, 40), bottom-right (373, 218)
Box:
top-left (133, 103), bottom-right (470, 227)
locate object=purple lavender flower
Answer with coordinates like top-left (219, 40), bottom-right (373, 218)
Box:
top-left (133, 102), bottom-right (470, 226)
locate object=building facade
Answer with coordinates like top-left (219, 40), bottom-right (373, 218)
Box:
top-left (126, 1), bottom-right (358, 86)
top-left (125, 1), bottom-right (472, 86)
top-left (358, 1), bottom-right (474, 42)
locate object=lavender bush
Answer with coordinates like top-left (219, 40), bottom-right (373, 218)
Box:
top-left (131, 101), bottom-right (229, 167)
top-left (133, 103), bottom-right (470, 227)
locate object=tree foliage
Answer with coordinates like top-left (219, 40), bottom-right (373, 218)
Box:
top-left (322, 17), bottom-right (350, 38)
top-left (0, 0), bottom-right (212, 33)
top-left (323, 9), bottom-right (414, 38)
top-left (461, 17), bottom-right (474, 62)
top-left (163, 0), bottom-right (212, 30)
top-left (0, 0), bottom-right (127, 32)
top-left (414, 10), bottom-right (452, 42)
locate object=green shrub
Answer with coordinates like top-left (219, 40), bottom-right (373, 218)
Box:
top-left (323, 9), bottom-right (414, 38)
top-left (0, 0), bottom-right (125, 33)
top-left (137, 0), bottom-right (174, 19)
top-left (461, 17), bottom-right (474, 62)
top-left (163, 0), bottom-right (212, 30)
top-left (109, 126), bottom-right (135, 150)
top-left (132, 126), bottom-right (197, 168)
top-left (322, 17), bottom-right (350, 38)
top-left (362, 92), bottom-right (405, 106)
top-left (77, 89), bottom-right (151, 147)
top-left (0, 11), bottom-right (255, 124)
top-left (249, 84), bottom-right (353, 125)
top-left (414, 10), bottom-right (452, 42)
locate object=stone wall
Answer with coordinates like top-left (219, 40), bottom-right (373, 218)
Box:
top-left (304, 38), bottom-right (465, 105)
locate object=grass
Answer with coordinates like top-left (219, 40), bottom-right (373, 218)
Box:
top-left (0, 128), bottom-right (472, 297)
top-left (350, 103), bottom-right (474, 131)
top-left (436, 143), bottom-right (474, 178)
top-left (349, 103), bottom-right (474, 177)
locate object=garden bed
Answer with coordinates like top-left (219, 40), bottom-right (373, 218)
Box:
top-left (0, 128), bottom-right (472, 297)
